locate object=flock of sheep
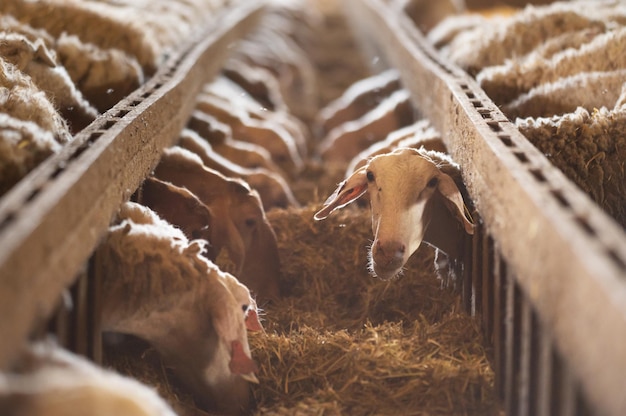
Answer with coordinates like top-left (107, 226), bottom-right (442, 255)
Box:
top-left (0, 0), bottom-right (483, 413)
top-left (426, 0), bottom-right (626, 227)
top-left (2, 0), bottom-right (622, 414)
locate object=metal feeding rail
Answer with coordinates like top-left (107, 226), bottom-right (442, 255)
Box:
top-left (0, 2), bottom-right (264, 370)
top-left (344, 1), bottom-right (626, 416)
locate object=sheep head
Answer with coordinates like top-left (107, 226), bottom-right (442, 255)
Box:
top-left (315, 147), bottom-right (473, 280)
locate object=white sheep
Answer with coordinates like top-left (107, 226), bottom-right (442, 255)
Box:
top-left (195, 93), bottom-right (304, 177)
top-left (315, 69), bottom-right (402, 135)
top-left (153, 147), bottom-right (282, 301)
top-left (0, 339), bottom-right (176, 416)
top-left (318, 89), bottom-right (415, 164)
top-left (0, 114), bottom-right (61, 196)
top-left (0, 57), bottom-right (72, 144)
top-left (187, 110), bottom-right (285, 176)
top-left (502, 69), bottom-right (626, 119)
top-left (177, 129), bottom-right (300, 210)
top-left (315, 147), bottom-right (474, 281)
top-left (99, 201), bottom-right (259, 415)
top-left (478, 25), bottom-right (626, 105)
top-left (0, 32), bottom-right (99, 133)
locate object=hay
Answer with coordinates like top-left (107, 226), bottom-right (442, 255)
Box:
top-left (248, 205), bottom-right (498, 415)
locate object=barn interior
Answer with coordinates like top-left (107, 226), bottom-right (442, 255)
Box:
top-left (0, 1), bottom-right (625, 416)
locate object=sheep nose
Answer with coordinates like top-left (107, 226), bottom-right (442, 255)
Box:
top-left (375, 240), bottom-right (406, 265)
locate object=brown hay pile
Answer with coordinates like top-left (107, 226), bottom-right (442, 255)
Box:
top-left (251, 205), bottom-right (498, 415)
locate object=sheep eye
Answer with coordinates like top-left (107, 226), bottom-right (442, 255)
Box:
top-left (427, 177), bottom-right (439, 188)
top-left (242, 304), bottom-right (249, 313)
top-left (366, 171), bottom-right (375, 182)
top-left (244, 218), bottom-right (257, 228)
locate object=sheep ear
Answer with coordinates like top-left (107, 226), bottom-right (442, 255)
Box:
top-left (437, 174), bottom-right (474, 235)
top-left (314, 167), bottom-right (368, 220)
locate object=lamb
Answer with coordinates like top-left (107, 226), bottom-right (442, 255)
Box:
top-left (0, 339), bottom-right (176, 416)
top-left (153, 147), bottom-right (282, 301)
top-left (177, 129), bottom-right (300, 211)
top-left (99, 201), bottom-right (258, 415)
top-left (315, 147), bottom-right (474, 281)
top-left (318, 89), bottom-right (416, 164)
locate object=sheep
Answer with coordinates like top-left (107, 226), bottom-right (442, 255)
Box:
top-left (0, 32), bottom-right (99, 133)
top-left (153, 147), bottom-right (282, 301)
top-left (187, 110), bottom-right (285, 176)
top-left (502, 69), bottom-right (626, 119)
top-left (0, 58), bottom-right (72, 144)
top-left (55, 33), bottom-right (144, 113)
top-left (439, 0), bottom-right (624, 75)
top-left (477, 25), bottom-right (626, 105)
top-left (0, 339), bottom-right (176, 416)
top-left (0, 114), bottom-right (61, 196)
top-left (178, 129), bottom-right (300, 211)
top-left (135, 176), bottom-right (215, 255)
top-left (0, 0), bottom-right (163, 73)
top-left (203, 76), bottom-right (309, 159)
top-left (318, 89), bottom-right (416, 164)
top-left (195, 93), bottom-right (304, 177)
top-left (315, 69), bottom-right (402, 136)
top-left (314, 147), bottom-right (474, 281)
top-left (345, 119), bottom-right (447, 176)
top-left (516, 105), bottom-right (626, 227)
top-left (222, 59), bottom-right (289, 113)
top-left (230, 26), bottom-right (318, 123)
top-left (99, 201), bottom-right (258, 415)
top-left (391, 0), bottom-right (466, 34)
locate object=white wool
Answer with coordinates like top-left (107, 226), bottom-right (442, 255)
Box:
top-left (0, 58), bottom-right (72, 143)
top-left (0, 114), bottom-right (60, 195)
top-left (1, 340), bottom-right (176, 416)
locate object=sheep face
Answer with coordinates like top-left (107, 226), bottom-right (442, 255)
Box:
top-left (315, 147), bottom-right (473, 280)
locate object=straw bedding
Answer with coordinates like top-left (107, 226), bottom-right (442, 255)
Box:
top-left (105, 199), bottom-right (499, 415)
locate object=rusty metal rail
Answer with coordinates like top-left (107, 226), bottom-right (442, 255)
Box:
top-left (0, 1), bottom-right (264, 370)
top-left (344, 1), bottom-right (626, 415)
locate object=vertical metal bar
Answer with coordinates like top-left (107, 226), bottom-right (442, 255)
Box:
top-left (462, 227), bottom-right (473, 313)
top-left (482, 233), bottom-right (494, 340)
top-left (88, 255), bottom-right (102, 364)
top-left (471, 222), bottom-right (482, 317)
top-left (517, 295), bottom-right (532, 416)
top-left (554, 351), bottom-right (577, 416)
top-left (535, 315), bottom-right (553, 416)
top-left (493, 252), bottom-right (506, 402)
top-left (71, 268), bottom-right (89, 356)
top-left (504, 266), bottom-right (517, 415)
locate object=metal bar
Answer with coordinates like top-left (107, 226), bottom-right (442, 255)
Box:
top-left (0, 1), bottom-right (264, 369)
top-left (518, 295), bottom-right (533, 416)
